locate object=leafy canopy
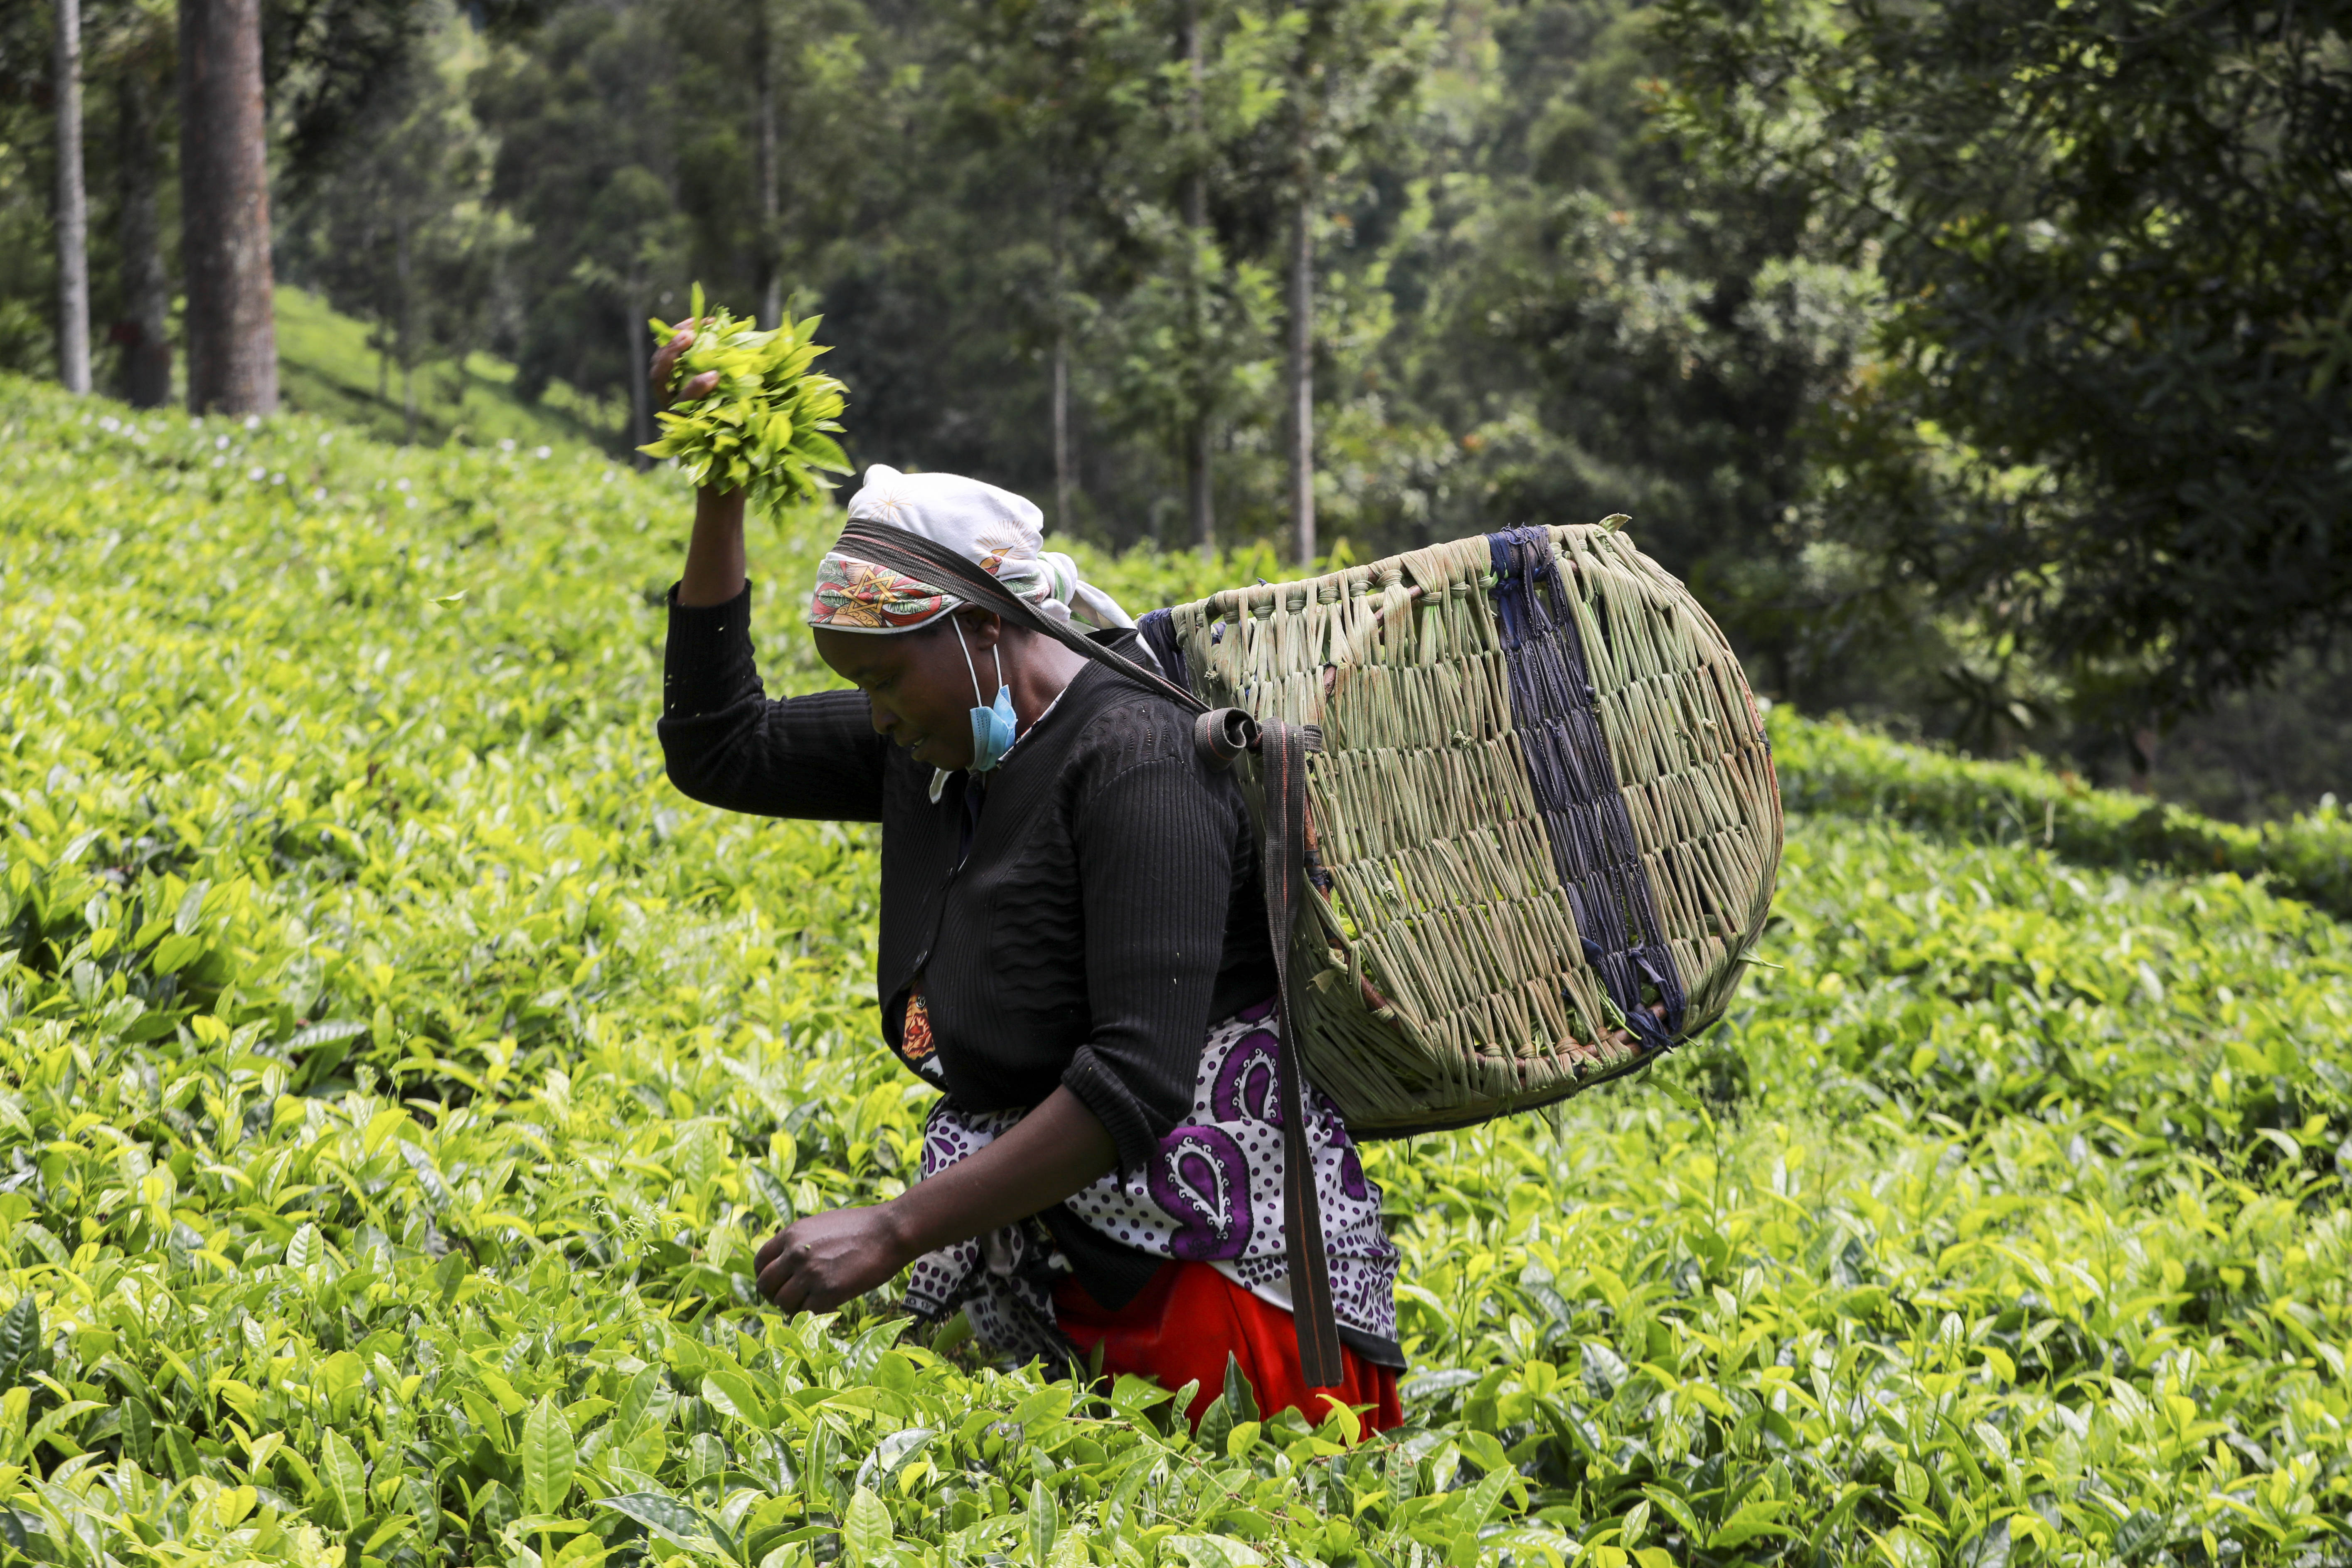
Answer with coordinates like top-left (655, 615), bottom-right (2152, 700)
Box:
top-left (1661, 0), bottom-right (2352, 719)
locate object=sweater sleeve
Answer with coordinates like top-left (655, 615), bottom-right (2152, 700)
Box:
top-left (658, 581), bottom-right (889, 822)
top-left (1059, 741), bottom-right (1245, 1174)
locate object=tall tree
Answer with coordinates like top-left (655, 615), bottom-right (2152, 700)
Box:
top-left (179, 0), bottom-right (276, 413)
top-left (936, 0), bottom-right (1150, 531)
top-left (1263, 0), bottom-right (1427, 564)
top-left (279, 18), bottom-right (508, 445)
top-left (52, 0), bottom-right (89, 393)
top-left (751, 0), bottom-right (781, 327)
top-left (113, 14), bottom-right (173, 408)
top-left (1179, 0), bottom-right (1213, 551)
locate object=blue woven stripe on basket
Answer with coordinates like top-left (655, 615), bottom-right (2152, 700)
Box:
top-left (1486, 527), bottom-right (1685, 1050)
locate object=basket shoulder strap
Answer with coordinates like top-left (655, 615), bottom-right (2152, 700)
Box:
top-left (1259, 718), bottom-right (1347, 1391)
top-left (832, 520), bottom-right (1206, 715)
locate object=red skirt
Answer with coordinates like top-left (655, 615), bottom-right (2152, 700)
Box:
top-left (1054, 1261), bottom-right (1402, 1433)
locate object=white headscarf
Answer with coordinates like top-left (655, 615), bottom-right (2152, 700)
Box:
top-left (806, 465), bottom-right (1136, 635)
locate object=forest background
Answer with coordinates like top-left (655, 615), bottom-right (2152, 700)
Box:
top-left (2, 0), bottom-right (2350, 816)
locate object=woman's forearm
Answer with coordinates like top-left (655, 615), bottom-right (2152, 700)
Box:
top-left (885, 1087), bottom-right (1118, 1255)
top-left (752, 1087), bottom-right (1118, 1312)
top-left (678, 485), bottom-right (748, 607)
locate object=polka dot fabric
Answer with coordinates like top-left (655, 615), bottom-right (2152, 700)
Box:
top-left (901, 1001), bottom-right (1400, 1367)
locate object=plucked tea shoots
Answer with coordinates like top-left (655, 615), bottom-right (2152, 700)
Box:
top-left (641, 283), bottom-right (851, 517)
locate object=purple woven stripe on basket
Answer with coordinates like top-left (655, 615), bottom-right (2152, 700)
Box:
top-left (1136, 608), bottom-right (1190, 692)
top-left (1486, 527), bottom-right (1686, 1049)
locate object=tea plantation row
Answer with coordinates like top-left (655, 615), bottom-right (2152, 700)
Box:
top-left (2, 378), bottom-right (2346, 1568)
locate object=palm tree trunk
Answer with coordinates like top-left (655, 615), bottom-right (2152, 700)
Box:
top-left (115, 52), bottom-right (172, 408)
top-left (178, 0), bottom-right (277, 414)
top-left (1049, 169), bottom-right (1075, 532)
top-left (54, 0), bottom-right (91, 394)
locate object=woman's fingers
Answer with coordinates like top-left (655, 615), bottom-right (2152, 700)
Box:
top-left (766, 1264), bottom-right (812, 1314)
top-left (648, 322), bottom-right (724, 409)
top-left (756, 1241), bottom-right (803, 1307)
top-left (648, 327), bottom-right (691, 402)
top-left (755, 1211), bottom-right (904, 1317)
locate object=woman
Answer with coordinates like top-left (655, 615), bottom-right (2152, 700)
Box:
top-left (652, 333), bottom-right (1401, 1429)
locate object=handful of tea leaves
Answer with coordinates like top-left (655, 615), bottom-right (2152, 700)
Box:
top-left (641, 284), bottom-right (851, 517)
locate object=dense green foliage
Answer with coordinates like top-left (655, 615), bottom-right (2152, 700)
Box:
top-left (272, 286), bottom-right (619, 454)
top-left (1660, 0), bottom-right (2352, 720)
top-left (4, 377), bottom-right (2350, 1566)
top-left (1770, 715), bottom-right (2352, 926)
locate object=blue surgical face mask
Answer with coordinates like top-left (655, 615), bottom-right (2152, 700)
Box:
top-left (954, 620), bottom-right (1016, 773)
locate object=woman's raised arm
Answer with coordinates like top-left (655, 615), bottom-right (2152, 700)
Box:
top-left (652, 324), bottom-right (749, 608)
top-left (679, 483), bottom-right (749, 607)
top-left (651, 332), bottom-right (889, 822)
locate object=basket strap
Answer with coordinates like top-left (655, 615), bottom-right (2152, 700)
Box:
top-left (831, 520), bottom-right (1208, 715)
top-left (1259, 718), bottom-right (1347, 1391)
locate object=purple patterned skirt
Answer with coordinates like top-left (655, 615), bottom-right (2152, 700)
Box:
top-left (902, 1000), bottom-right (1402, 1368)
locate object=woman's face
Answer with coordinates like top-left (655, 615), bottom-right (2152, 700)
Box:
top-left (812, 610), bottom-right (1000, 772)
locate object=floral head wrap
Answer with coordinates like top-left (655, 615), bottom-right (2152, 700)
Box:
top-left (807, 465), bottom-right (1136, 635)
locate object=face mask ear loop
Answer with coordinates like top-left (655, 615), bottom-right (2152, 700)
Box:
top-left (953, 617), bottom-right (985, 708)
top-left (992, 643), bottom-right (1007, 714)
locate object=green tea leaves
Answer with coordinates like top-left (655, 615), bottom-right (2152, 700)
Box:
top-left (320, 1428), bottom-right (368, 1530)
top-left (0, 1295), bottom-right (40, 1385)
top-left (843, 1487), bottom-right (894, 1568)
top-left (642, 292), bottom-right (851, 520)
top-left (523, 1397), bottom-right (577, 1517)
top-left (599, 1492), bottom-right (721, 1556)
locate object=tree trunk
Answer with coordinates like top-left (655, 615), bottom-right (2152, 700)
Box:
top-left (178, 0), bottom-right (277, 415)
top-left (395, 208), bottom-right (417, 445)
top-left (115, 52), bottom-right (172, 409)
top-left (1287, 180), bottom-right (1315, 566)
top-left (627, 289), bottom-right (653, 464)
top-left (756, 0), bottom-right (783, 328)
top-left (1052, 330), bottom-right (1073, 531)
top-left (54, 0), bottom-right (91, 394)
top-left (1180, 0), bottom-right (1214, 556)
top-left (1049, 171), bottom-right (1074, 533)
top-left (2129, 724), bottom-right (2160, 795)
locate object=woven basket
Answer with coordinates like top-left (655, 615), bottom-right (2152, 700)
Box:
top-left (1138, 520), bottom-right (1781, 1138)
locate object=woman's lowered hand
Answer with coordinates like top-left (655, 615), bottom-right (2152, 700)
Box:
top-left (754, 1204), bottom-right (915, 1314)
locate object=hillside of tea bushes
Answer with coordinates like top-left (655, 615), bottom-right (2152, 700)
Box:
top-left (2, 377), bottom-right (2347, 1568)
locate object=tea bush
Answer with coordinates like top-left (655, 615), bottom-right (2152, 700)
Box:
top-left (2, 377), bottom-right (2347, 1568)
top-left (1769, 717), bottom-right (2352, 923)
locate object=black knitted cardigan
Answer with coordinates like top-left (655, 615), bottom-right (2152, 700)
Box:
top-left (658, 582), bottom-right (1278, 1310)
